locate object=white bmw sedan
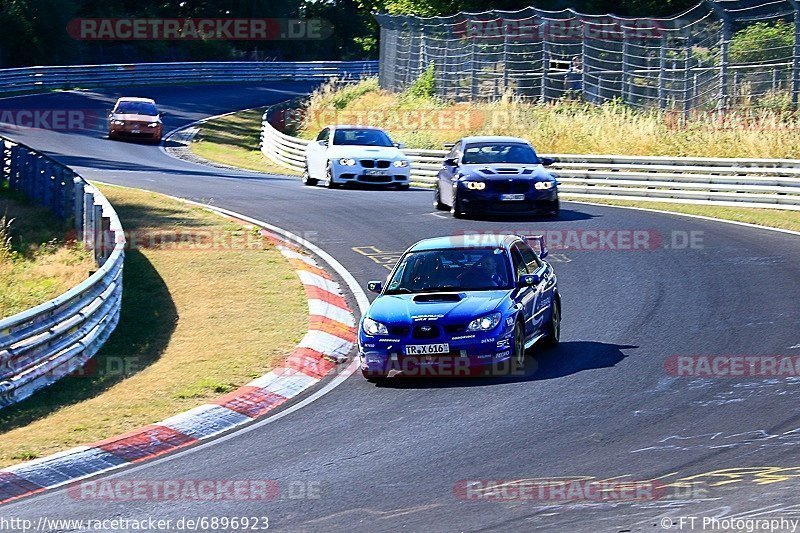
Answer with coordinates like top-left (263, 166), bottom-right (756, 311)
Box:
top-left (303, 125), bottom-right (411, 189)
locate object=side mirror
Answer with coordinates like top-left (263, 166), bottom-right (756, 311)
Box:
top-left (540, 157), bottom-right (556, 167)
top-left (367, 280), bottom-right (383, 294)
top-left (394, 142), bottom-right (406, 149)
top-left (159, 111), bottom-right (167, 117)
top-left (317, 139), bottom-right (328, 147)
top-left (443, 157), bottom-right (458, 167)
top-left (518, 273), bottom-right (541, 287)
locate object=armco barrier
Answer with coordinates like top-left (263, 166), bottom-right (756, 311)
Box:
top-left (0, 61), bottom-right (378, 95)
top-left (260, 106), bottom-right (800, 211)
top-left (0, 136), bottom-right (125, 407)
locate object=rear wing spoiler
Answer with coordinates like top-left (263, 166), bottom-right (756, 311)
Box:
top-left (524, 235), bottom-right (549, 259)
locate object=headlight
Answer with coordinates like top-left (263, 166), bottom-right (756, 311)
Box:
top-left (339, 158), bottom-right (356, 166)
top-left (534, 181), bottom-right (554, 190)
top-left (464, 181), bottom-right (486, 190)
top-left (362, 317), bottom-right (389, 336)
top-left (393, 159), bottom-right (409, 168)
top-left (147, 122), bottom-right (159, 128)
top-left (467, 312), bottom-right (502, 331)
top-left (111, 120), bottom-right (125, 125)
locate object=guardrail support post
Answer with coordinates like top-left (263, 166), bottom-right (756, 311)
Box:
top-left (73, 177), bottom-right (84, 239)
top-left (83, 192), bottom-right (95, 247)
top-left (92, 203), bottom-right (103, 263)
top-left (684, 30), bottom-right (693, 117)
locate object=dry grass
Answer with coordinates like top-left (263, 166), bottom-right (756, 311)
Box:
top-left (0, 185), bottom-right (307, 467)
top-left (299, 78), bottom-right (800, 158)
top-left (190, 108), bottom-right (301, 176)
top-left (0, 190), bottom-right (94, 319)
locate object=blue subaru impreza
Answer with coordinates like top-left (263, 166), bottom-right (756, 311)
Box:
top-left (358, 234), bottom-right (561, 381)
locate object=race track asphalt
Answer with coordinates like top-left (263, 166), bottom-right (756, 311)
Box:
top-left (2, 84), bottom-right (800, 532)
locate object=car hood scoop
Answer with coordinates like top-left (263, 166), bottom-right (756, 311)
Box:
top-left (413, 293), bottom-right (463, 303)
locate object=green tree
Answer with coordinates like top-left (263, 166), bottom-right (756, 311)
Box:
top-left (729, 21), bottom-right (794, 65)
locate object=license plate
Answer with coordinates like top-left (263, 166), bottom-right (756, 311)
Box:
top-left (405, 343), bottom-right (449, 356)
top-left (500, 193), bottom-right (525, 201)
top-left (131, 129), bottom-right (140, 134)
top-left (364, 169), bottom-right (387, 176)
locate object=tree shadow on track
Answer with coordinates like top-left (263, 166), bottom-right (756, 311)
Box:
top-left (374, 341), bottom-right (635, 389)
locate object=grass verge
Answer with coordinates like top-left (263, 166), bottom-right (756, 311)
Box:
top-left (0, 185), bottom-right (307, 467)
top-left (0, 186), bottom-right (94, 318)
top-left (189, 108), bottom-right (301, 176)
top-left (563, 198), bottom-right (800, 233)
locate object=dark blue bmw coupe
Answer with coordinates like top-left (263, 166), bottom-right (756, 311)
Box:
top-left (433, 136), bottom-right (559, 218)
top-left (358, 234), bottom-right (561, 382)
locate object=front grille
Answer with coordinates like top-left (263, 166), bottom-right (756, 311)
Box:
top-left (389, 326), bottom-right (410, 336)
top-left (376, 160), bottom-right (391, 169)
top-left (360, 159), bottom-right (375, 168)
top-left (489, 180), bottom-right (530, 194)
top-left (412, 325), bottom-right (440, 339)
top-left (360, 174), bottom-right (392, 183)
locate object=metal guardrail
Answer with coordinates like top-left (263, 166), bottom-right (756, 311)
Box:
top-left (0, 61), bottom-right (379, 95)
top-left (260, 104), bottom-right (800, 210)
top-left (0, 137), bottom-right (125, 407)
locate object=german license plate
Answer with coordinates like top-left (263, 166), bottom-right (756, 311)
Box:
top-left (500, 193), bottom-right (525, 201)
top-left (405, 343), bottom-right (449, 356)
top-left (365, 169), bottom-right (387, 176)
top-left (131, 129), bottom-right (140, 134)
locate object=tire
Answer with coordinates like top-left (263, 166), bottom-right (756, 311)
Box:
top-left (550, 199), bottom-right (560, 218)
top-left (513, 321), bottom-right (526, 370)
top-left (325, 162), bottom-right (338, 189)
top-left (301, 164), bottom-right (317, 186)
top-left (434, 184), bottom-right (448, 210)
top-left (544, 298), bottom-right (561, 348)
top-left (451, 191), bottom-right (467, 219)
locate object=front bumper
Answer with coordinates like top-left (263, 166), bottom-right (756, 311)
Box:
top-left (332, 161), bottom-right (411, 186)
top-left (357, 327), bottom-right (519, 377)
top-left (109, 124), bottom-right (162, 139)
top-left (459, 188), bottom-right (559, 215)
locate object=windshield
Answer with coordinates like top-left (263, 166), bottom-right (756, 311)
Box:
top-left (333, 128), bottom-right (394, 147)
top-left (462, 143), bottom-right (539, 165)
top-left (385, 248), bottom-right (511, 294)
top-left (114, 101), bottom-right (158, 116)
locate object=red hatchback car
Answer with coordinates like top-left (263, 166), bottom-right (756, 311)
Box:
top-left (108, 97), bottom-right (164, 143)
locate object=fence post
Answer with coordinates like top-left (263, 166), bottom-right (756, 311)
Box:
top-left (659, 33), bottom-right (668, 109)
top-left (793, 2), bottom-right (800, 109)
top-left (684, 31), bottom-right (693, 116)
top-left (541, 30), bottom-right (549, 102)
top-left (502, 25), bottom-right (510, 94)
top-left (719, 15), bottom-right (732, 109)
top-left (470, 32), bottom-right (479, 99)
top-left (622, 27), bottom-right (630, 104)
